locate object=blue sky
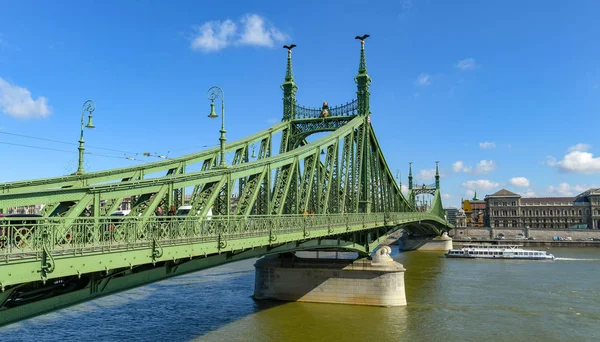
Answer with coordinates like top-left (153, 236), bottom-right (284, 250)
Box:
top-left (1, 0), bottom-right (599, 208)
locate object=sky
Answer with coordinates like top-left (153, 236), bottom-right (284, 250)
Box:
top-left (1, 0), bottom-right (599, 208)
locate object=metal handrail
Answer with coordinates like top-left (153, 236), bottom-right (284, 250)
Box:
top-left (0, 212), bottom-right (442, 262)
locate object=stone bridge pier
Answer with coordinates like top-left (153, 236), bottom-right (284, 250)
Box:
top-left (253, 247), bottom-right (407, 307)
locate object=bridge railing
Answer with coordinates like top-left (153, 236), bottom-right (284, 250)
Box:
top-left (0, 212), bottom-right (438, 261)
top-left (294, 100), bottom-right (359, 119)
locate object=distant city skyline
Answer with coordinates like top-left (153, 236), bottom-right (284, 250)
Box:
top-left (1, 1), bottom-right (599, 208)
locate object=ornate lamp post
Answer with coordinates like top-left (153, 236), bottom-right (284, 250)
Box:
top-left (207, 86), bottom-right (227, 168)
top-left (76, 100), bottom-right (96, 174)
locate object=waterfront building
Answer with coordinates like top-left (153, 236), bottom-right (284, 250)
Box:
top-left (461, 192), bottom-right (486, 227)
top-left (484, 188), bottom-right (600, 229)
top-left (455, 209), bottom-right (467, 227)
top-left (444, 208), bottom-right (459, 226)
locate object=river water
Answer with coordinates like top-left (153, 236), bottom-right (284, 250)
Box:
top-left (2, 247), bottom-right (600, 342)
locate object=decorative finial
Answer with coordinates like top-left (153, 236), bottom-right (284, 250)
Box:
top-left (354, 34), bottom-right (370, 74)
top-left (282, 44), bottom-right (297, 82)
top-left (408, 162), bottom-right (413, 190)
top-left (435, 161), bottom-right (440, 189)
top-left (283, 44), bottom-right (297, 51)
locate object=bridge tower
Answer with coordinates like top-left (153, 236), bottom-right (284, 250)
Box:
top-left (407, 162), bottom-right (445, 218)
top-left (408, 162), bottom-right (415, 207)
top-left (356, 35), bottom-right (372, 213)
top-left (281, 44), bottom-right (298, 121)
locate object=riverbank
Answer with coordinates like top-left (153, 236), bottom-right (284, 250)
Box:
top-left (451, 226), bottom-right (600, 242)
top-left (454, 239), bottom-right (600, 248)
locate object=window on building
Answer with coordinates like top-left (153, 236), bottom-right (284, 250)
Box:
top-left (494, 220), bottom-right (499, 227)
top-left (494, 201), bottom-right (498, 206)
top-left (536, 210), bottom-right (539, 216)
top-left (503, 201), bottom-right (507, 206)
top-left (579, 210), bottom-right (582, 216)
top-left (549, 210), bottom-right (553, 216)
top-left (511, 201), bottom-right (516, 206)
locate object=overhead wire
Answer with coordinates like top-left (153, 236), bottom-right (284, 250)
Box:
top-left (0, 130), bottom-right (217, 161)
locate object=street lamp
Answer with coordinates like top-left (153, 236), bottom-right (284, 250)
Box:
top-left (207, 86), bottom-right (226, 168)
top-left (76, 100), bottom-right (96, 174)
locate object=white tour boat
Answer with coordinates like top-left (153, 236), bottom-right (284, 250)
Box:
top-left (445, 244), bottom-right (555, 260)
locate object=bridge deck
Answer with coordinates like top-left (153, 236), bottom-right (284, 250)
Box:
top-left (0, 212), bottom-right (446, 288)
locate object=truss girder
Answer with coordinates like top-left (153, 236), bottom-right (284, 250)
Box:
top-left (0, 121), bottom-right (289, 195)
top-left (0, 115), bottom-right (447, 230)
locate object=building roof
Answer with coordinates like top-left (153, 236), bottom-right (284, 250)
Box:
top-left (576, 188), bottom-right (600, 198)
top-left (521, 197), bottom-right (576, 204)
top-left (486, 189), bottom-right (521, 198)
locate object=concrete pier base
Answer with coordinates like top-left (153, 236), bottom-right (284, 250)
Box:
top-left (398, 232), bottom-right (453, 251)
top-left (253, 247), bottom-right (407, 307)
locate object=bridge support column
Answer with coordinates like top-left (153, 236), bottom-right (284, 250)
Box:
top-left (253, 248), bottom-right (406, 307)
top-left (398, 232), bottom-right (453, 251)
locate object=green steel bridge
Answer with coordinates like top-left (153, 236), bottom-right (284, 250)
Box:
top-left (0, 38), bottom-right (451, 326)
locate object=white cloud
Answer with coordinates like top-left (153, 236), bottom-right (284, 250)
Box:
top-left (518, 189), bottom-right (536, 197)
top-left (510, 177), bottom-right (530, 187)
top-left (567, 143), bottom-right (591, 152)
top-left (0, 77), bottom-right (51, 118)
top-left (416, 73), bottom-right (430, 86)
top-left (546, 183), bottom-right (589, 197)
top-left (190, 14), bottom-right (287, 53)
top-left (442, 193), bottom-right (452, 199)
top-left (401, 184), bottom-right (408, 194)
top-left (553, 151), bottom-right (600, 174)
top-left (191, 19), bottom-right (237, 52)
top-left (475, 160), bottom-right (496, 174)
top-left (461, 179), bottom-right (499, 191)
top-left (479, 141), bottom-right (496, 149)
top-left (452, 161), bottom-right (472, 173)
top-left (239, 14), bottom-right (288, 47)
top-left (452, 160), bottom-right (495, 174)
top-left (417, 168), bottom-right (436, 181)
top-left (456, 58), bottom-right (478, 70)
top-left (547, 144), bottom-right (600, 174)
top-left (465, 189), bottom-right (475, 198)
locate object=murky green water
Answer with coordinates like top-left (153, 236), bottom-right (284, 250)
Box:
top-left (2, 247), bottom-right (600, 342)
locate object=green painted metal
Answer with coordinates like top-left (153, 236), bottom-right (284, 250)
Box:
top-left (0, 212), bottom-right (447, 325)
top-left (0, 36), bottom-right (453, 325)
top-left (0, 235), bottom-right (379, 327)
top-left (76, 100), bottom-right (96, 175)
top-left (207, 86), bottom-right (227, 168)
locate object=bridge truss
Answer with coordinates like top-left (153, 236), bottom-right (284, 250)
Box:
top-left (0, 38), bottom-right (451, 326)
